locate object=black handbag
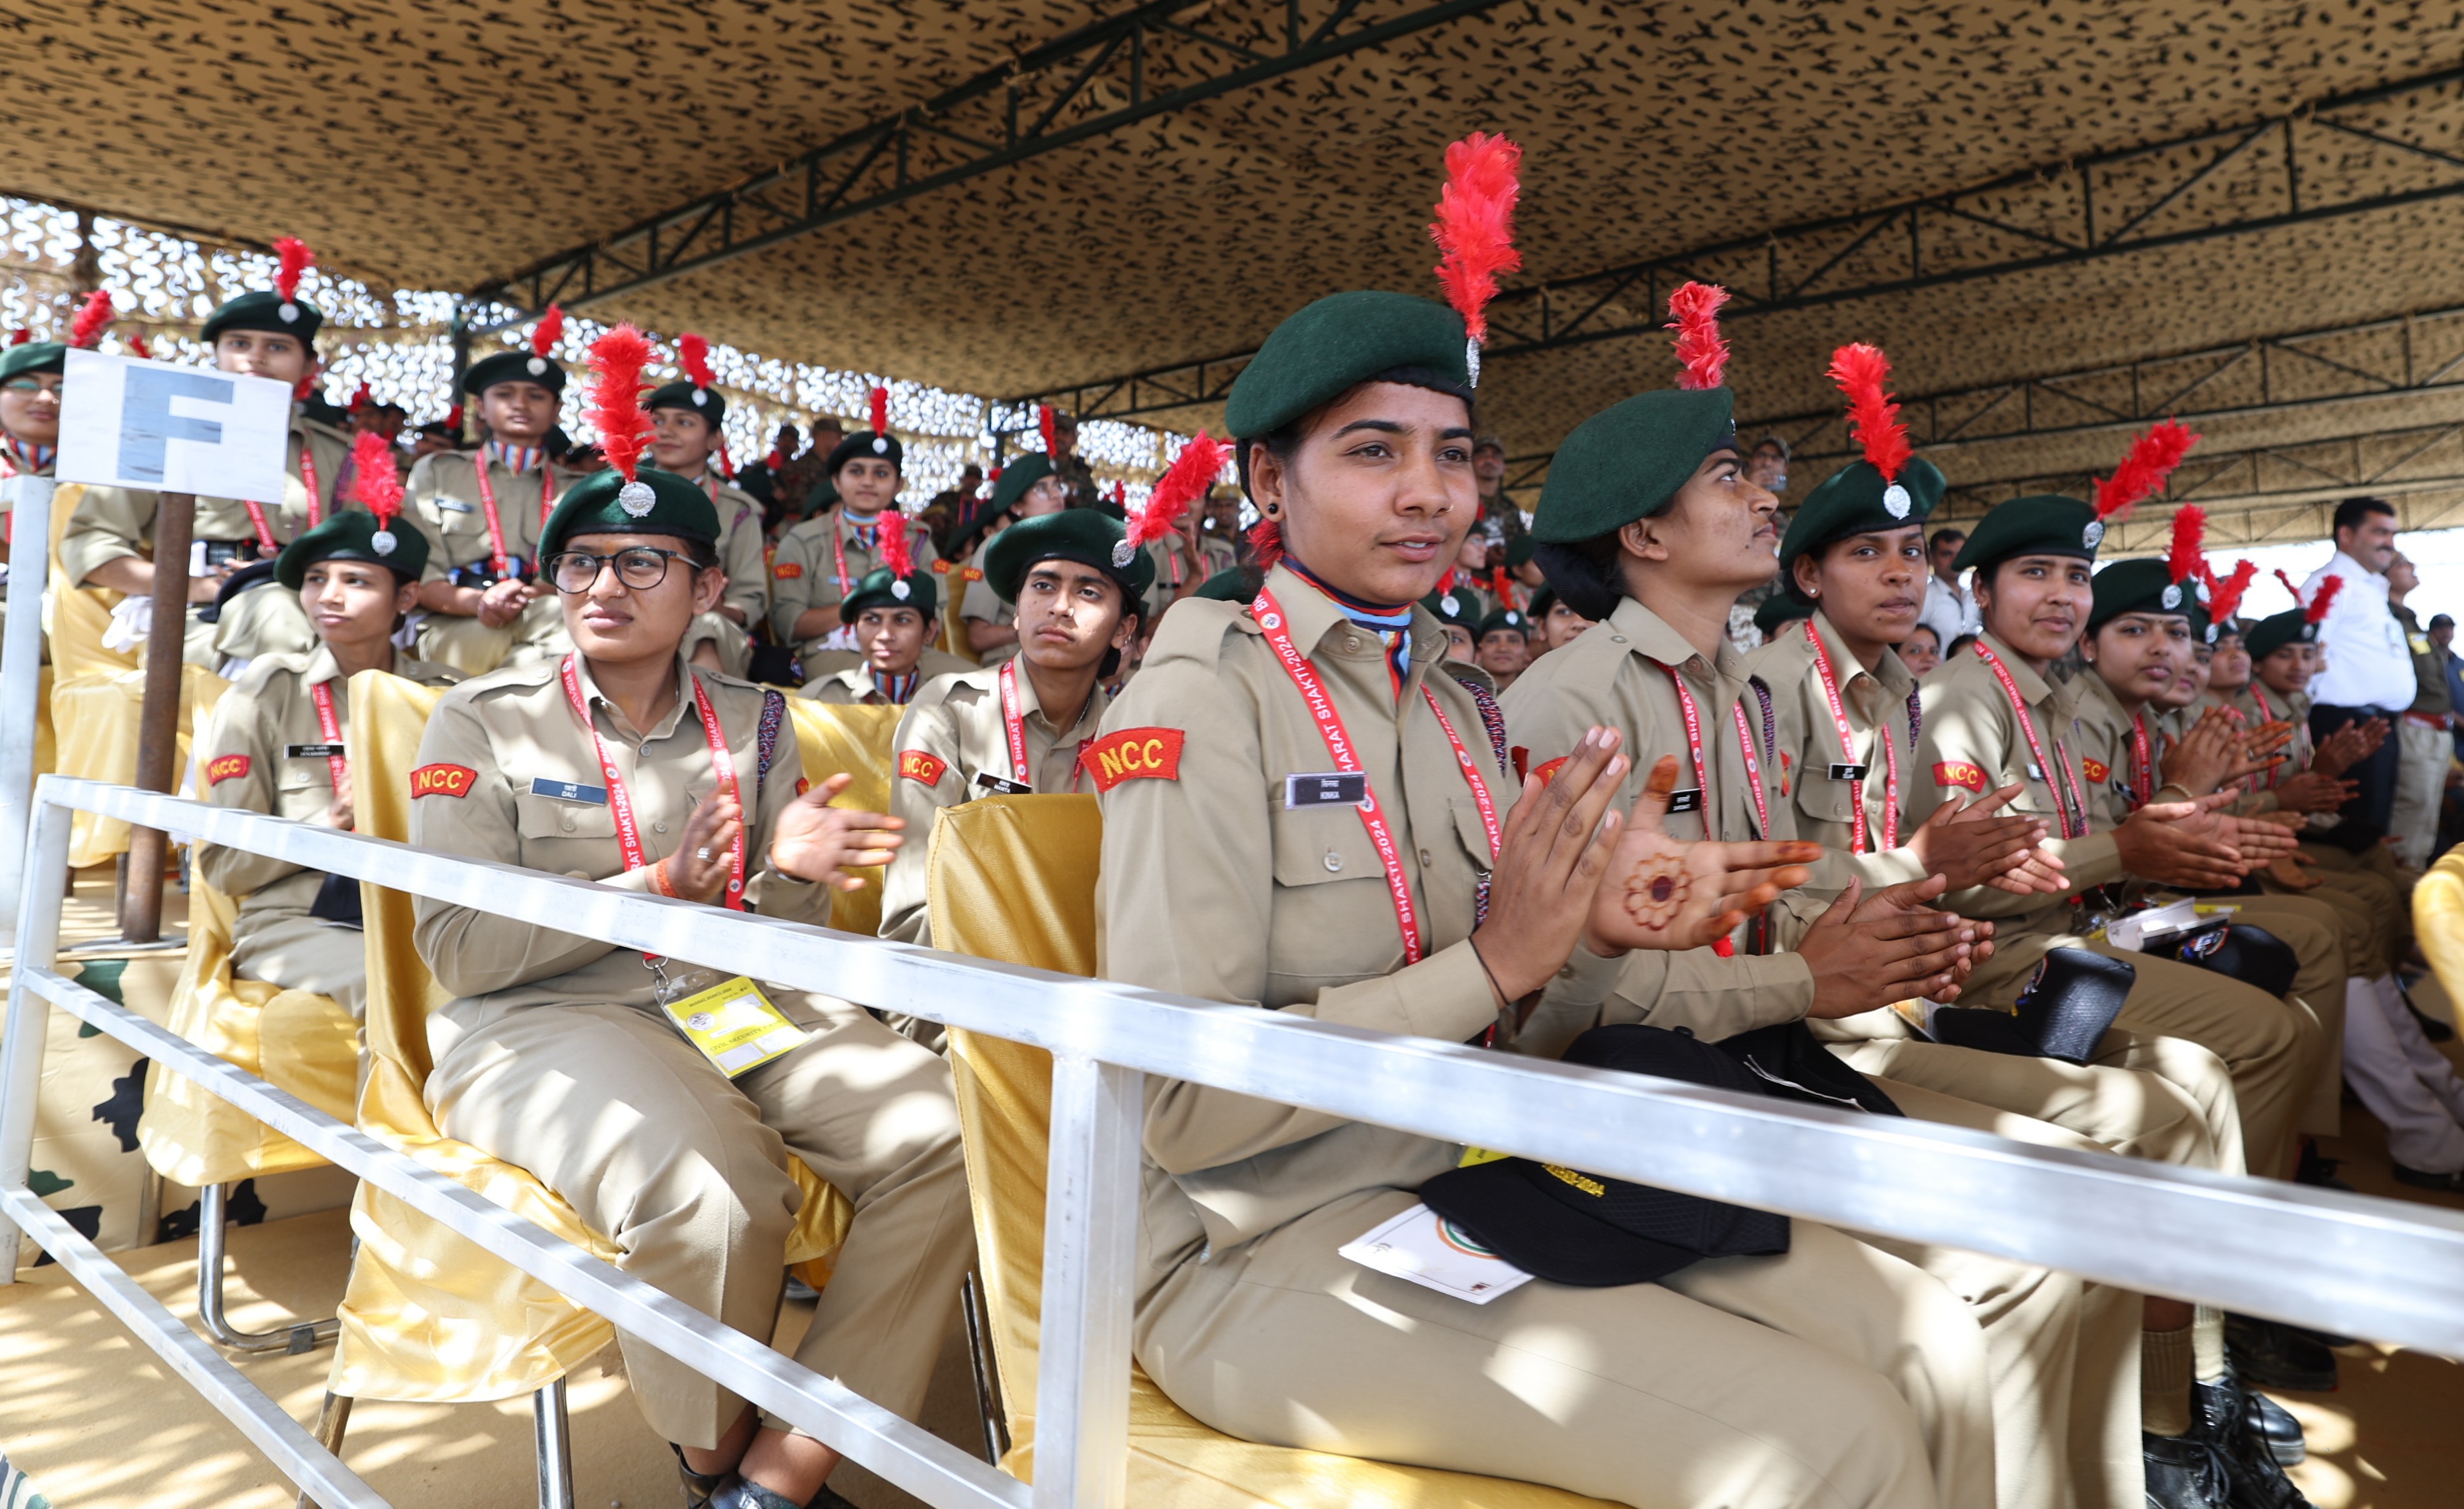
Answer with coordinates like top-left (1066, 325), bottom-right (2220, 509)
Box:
top-left (308, 870), bottom-right (364, 928)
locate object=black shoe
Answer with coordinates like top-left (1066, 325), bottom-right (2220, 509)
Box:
top-left (2293, 1142), bottom-right (2354, 1192)
top-left (2225, 1314), bottom-right (2338, 1392)
top-left (2403, 989), bottom-right (2454, 1042)
top-left (672, 1444), bottom-right (727, 1509)
top-left (2145, 1430), bottom-right (2232, 1509)
top-left (2243, 1388), bottom-right (2306, 1466)
top-left (2391, 1160), bottom-right (2464, 1193)
top-left (2195, 1377), bottom-right (2318, 1508)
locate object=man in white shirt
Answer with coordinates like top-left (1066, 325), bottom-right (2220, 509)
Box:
top-left (2302, 496), bottom-right (2412, 838)
top-left (1915, 525), bottom-right (1978, 652)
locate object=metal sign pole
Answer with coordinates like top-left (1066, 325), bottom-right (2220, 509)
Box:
top-left (0, 474), bottom-right (54, 936)
top-left (114, 490), bottom-right (194, 943)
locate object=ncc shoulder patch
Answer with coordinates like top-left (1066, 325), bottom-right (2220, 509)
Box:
top-left (410, 762), bottom-right (478, 798)
top-left (1084, 728), bottom-right (1185, 790)
top-left (1529, 754), bottom-right (1571, 786)
top-left (206, 754), bottom-right (251, 786)
top-left (1932, 759), bottom-right (1986, 794)
top-left (772, 561), bottom-right (804, 580)
top-left (897, 749), bottom-right (948, 785)
top-left (2081, 757), bottom-right (2111, 784)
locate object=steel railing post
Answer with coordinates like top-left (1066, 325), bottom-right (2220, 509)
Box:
top-left (0, 789), bottom-right (73, 1281)
top-left (1030, 1053), bottom-right (1142, 1509)
top-left (0, 472), bottom-right (54, 935)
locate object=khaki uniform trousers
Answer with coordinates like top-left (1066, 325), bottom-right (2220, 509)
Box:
top-left (1864, 1077), bottom-right (2143, 1509)
top-left (1137, 1187), bottom-right (1972, 1509)
top-left (2213, 893), bottom-right (2349, 1137)
top-left (230, 908), bottom-right (369, 1022)
top-left (2296, 840), bottom-right (2415, 968)
top-left (2388, 717), bottom-right (2451, 870)
top-left (426, 995), bottom-right (975, 1448)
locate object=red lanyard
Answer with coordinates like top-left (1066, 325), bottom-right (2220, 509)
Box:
top-left (239, 499), bottom-right (278, 554)
top-left (476, 456), bottom-right (555, 578)
top-left (1660, 665), bottom-right (1770, 838)
top-left (832, 514), bottom-right (887, 596)
top-left (2128, 712), bottom-right (2155, 810)
top-left (307, 680), bottom-right (347, 793)
top-left (1972, 641), bottom-right (2087, 838)
top-left (995, 660), bottom-right (1092, 792)
top-left (1424, 687), bottom-right (1502, 860)
top-left (1254, 585), bottom-right (1498, 963)
top-left (559, 656), bottom-right (746, 910)
top-left (298, 442), bottom-right (323, 528)
top-left (2245, 685), bottom-right (2286, 788)
top-left (1802, 619), bottom-right (1897, 852)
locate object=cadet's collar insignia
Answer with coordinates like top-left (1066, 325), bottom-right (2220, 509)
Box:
top-left (2161, 583), bottom-right (2183, 609)
top-left (279, 301), bottom-right (301, 324)
top-left (891, 578), bottom-right (911, 601)
top-left (1110, 538), bottom-right (1136, 568)
top-left (2082, 520), bottom-right (2105, 548)
top-left (1883, 482), bottom-right (1912, 519)
top-left (526, 355), bottom-right (549, 377)
top-left (618, 480), bottom-right (657, 516)
top-left (372, 528), bottom-right (398, 555)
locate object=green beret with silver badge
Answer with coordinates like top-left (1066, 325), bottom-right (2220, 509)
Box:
top-left (2245, 608), bottom-right (2320, 661)
top-left (1779, 456), bottom-right (1945, 569)
top-left (840, 565), bottom-right (937, 619)
top-left (2086, 557), bottom-right (2193, 633)
top-left (1223, 291), bottom-right (1471, 442)
top-left (1950, 494), bottom-right (2104, 574)
top-left (645, 379), bottom-right (726, 428)
top-left (1423, 590), bottom-right (1475, 629)
top-left (202, 237), bottom-right (325, 345)
top-left (276, 509), bottom-right (428, 587)
top-left (463, 347), bottom-right (567, 397)
top-left (538, 466), bottom-right (719, 560)
top-left (1476, 607), bottom-right (1529, 641)
top-left (983, 508), bottom-right (1155, 605)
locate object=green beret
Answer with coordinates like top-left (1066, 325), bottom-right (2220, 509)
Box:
top-left (2246, 608), bottom-right (2319, 661)
top-left (988, 455), bottom-right (1055, 516)
top-left (1529, 585), bottom-right (1560, 622)
top-left (840, 566), bottom-right (937, 619)
top-left (2086, 558), bottom-right (2193, 633)
top-left (275, 509), bottom-right (428, 588)
top-left (1505, 532), bottom-right (1536, 568)
top-left (2186, 601), bottom-right (2216, 645)
top-left (1531, 389), bottom-right (1738, 544)
top-left (1778, 457), bottom-right (1945, 569)
top-left (1424, 589), bottom-right (1476, 629)
top-left (0, 343), bottom-right (63, 382)
top-left (983, 509), bottom-right (1154, 607)
top-left (1223, 291), bottom-right (1471, 440)
top-left (1754, 589), bottom-right (1815, 636)
top-left (828, 427), bottom-right (903, 476)
top-left (645, 379), bottom-right (726, 428)
top-left (1477, 608), bottom-right (1529, 641)
top-left (463, 347), bottom-right (567, 397)
top-left (200, 289), bottom-right (324, 345)
top-left (1195, 566), bottom-right (1257, 603)
top-left (538, 467), bottom-right (719, 559)
top-left (1950, 494), bottom-right (2101, 574)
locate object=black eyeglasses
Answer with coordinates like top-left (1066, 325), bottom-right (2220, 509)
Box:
top-left (545, 547), bottom-right (693, 593)
top-left (0, 377), bottom-right (63, 396)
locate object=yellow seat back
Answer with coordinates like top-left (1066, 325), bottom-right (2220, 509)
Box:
top-left (788, 699), bottom-right (901, 935)
top-left (2417, 847), bottom-right (2464, 1017)
top-left (925, 796), bottom-right (1608, 1506)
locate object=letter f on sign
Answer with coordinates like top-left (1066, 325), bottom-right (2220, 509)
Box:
top-left (119, 366), bottom-right (233, 484)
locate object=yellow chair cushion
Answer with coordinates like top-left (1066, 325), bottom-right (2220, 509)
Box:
top-left (786, 699), bottom-right (901, 937)
top-left (2415, 846), bottom-right (2464, 1011)
top-left (332, 669), bottom-right (852, 1404)
top-left (927, 797), bottom-right (1612, 1508)
top-left (137, 880), bottom-right (355, 1187)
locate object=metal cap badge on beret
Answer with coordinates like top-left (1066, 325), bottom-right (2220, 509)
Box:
top-left (463, 306), bottom-right (567, 397)
top-left (1532, 283), bottom-right (1738, 544)
top-left (1418, 1025), bottom-right (1790, 1287)
top-left (645, 333), bottom-right (726, 426)
top-left (202, 237), bottom-right (325, 345)
top-left (1423, 586), bottom-right (1475, 627)
top-left (538, 326), bottom-right (719, 558)
top-left (983, 508), bottom-right (1154, 605)
top-left (840, 565), bottom-right (937, 619)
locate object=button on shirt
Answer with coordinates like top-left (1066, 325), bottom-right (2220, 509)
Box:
top-left (2304, 552), bottom-right (2414, 709)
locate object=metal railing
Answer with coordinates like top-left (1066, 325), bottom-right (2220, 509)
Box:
top-left (9, 775), bottom-right (2464, 1508)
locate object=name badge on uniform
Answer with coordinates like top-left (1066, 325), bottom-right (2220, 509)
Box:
top-left (285, 743), bottom-right (344, 759)
top-left (2026, 762), bottom-right (2045, 780)
top-left (1665, 788), bottom-right (1704, 814)
top-left (530, 776), bottom-right (609, 805)
top-left (1827, 762), bottom-right (1868, 781)
top-left (1286, 772), bottom-right (1368, 809)
top-left (973, 771), bottom-right (1031, 796)
top-left (657, 975), bottom-right (810, 1079)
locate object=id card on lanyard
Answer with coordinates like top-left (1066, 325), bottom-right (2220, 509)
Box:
top-left (1972, 641), bottom-right (2088, 838)
top-left (307, 681), bottom-right (347, 792)
top-left (996, 659), bottom-right (1095, 793)
top-left (477, 460), bottom-right (556, 580)
top-left (1803, 619), bottom-right (1897, 852)
top-left (1660, 663), bottom-right (1769, 957)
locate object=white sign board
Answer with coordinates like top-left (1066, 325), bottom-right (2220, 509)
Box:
top-left (55, 348), bottom-right (291, 501)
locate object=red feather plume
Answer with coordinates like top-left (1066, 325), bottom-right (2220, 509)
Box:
top-left (1110, 479), bottom-right (1126, 510)
top-left (869, 384), bottom-right (889, 438)
top-left (1826, 343), bottom-right (1909, 484)
top-left (1427, 131), bottom-right (1523, 368)
top-left (1130, 434), bottom-right (1227, 554)
top-left (879, 508), bottom-right (914, 581)
top-left (982, 466), bottom-right (1001, 498)
top-left (444, 403), bottom-right (464, 434)
top-left (585, 325), bottom-right (656, 482)
top-left (272, 237), bottom-right (312, 303)
top-left (7, 330), bottom-right (27, 347)
top-left (2306, 574), bottom-right (2342, 626)
top-left (531, 305), bottom-right (564, 360)
top-left (2093, 419), bottom-right (2199, 523)
top-left (1247, 516), bottom-right (1284, 574)
top-left (2165, 505), bottom-right (2205, 586)
top-left (1666, 282), bottom-right (1731, 391)
top-left (349, 430), bottom-right (403, 527)
top-left (2203, 559), bottom-right (2256, 623)
top-left (678, 333), bottom-right (715, 391)
top-left (1038, 403), bottom-right (1056, 457)
top-left (2273, 568), bottom-right (2302, 603)
top-left (348, 382), bottom-right (372, 413)
top-left (67, 291), bottom-right (114, 350)
top-left (716, 441), bottom-right (734, 480)
top-left (125, 331), bottom-right (151, 359)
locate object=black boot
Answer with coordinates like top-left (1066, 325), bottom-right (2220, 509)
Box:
top-left (2224, 1314), bottom-right (2338, 1392)
top-left (2243, 1388), bottom-right (2306, 1467)
top-left (2145, 1430), bottom-right (2233, 1509)
top-left (671, 1444), bottom-right (727, 1509)
top-left (2195, 1377), bottom-right (2318, 1509)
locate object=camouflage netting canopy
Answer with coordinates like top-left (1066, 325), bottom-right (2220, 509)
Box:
top-left (8, 0), bottom-right (2464, 541)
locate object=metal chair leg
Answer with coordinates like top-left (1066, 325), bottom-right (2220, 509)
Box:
top-left (295, 1392), bottom-right (353, 1509)
top-left (196, 1182), bottom-right (341, 1353)
top-left (534, 1377), bottom-right (575, 1509)
top-left (960, 1269), bottom-right (1008, 1465)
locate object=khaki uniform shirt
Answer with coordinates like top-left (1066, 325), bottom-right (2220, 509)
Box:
top-left (1501, 597), bottom-right (1824, 1055)
top-left (409, 655), bottom-right (826, 1026)
top-left (2231, 682), bottom-right (2316, 815)
top-left (959, 533), bottom-right (1015, 663)
top-left (198, 645), bottom-right (461, 921)
top-left (802, 663), bottom-right (928, 707)
top-left (682, 469), bottom-right (770, 631)
top-left (2395, 603), bottom-right (2452, 716)
top-left (60, 412), bottom-right (358, 586)
top-left (1095, 564), bottom-right (1624, 1264)
top-left (404, 446), bottom-right (565, 584)
top-left (1141, 532), bottom-right (1236, 620)
top-left (877, 663), bottom-right (1110, 945)
top-left (768, 508), bottom-right (944, 656)
top-left (1913, 633), bottom-right (2123, 939)
top-left (1739, 609), bottom-right (1931, 893)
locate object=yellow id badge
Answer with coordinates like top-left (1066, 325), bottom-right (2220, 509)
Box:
top-left (659, 975), bottom-right (810, 1079)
